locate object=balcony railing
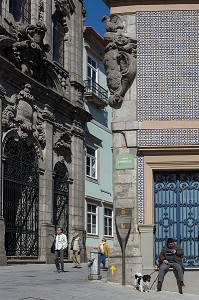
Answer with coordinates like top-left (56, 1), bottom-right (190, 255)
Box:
top-left (84, 80), bottom-right (108, 106)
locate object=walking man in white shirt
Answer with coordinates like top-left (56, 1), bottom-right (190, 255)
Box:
top-left (54, 227), bottom-right (68, 272)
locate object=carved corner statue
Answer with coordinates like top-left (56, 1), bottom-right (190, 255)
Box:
top-left (102, 15), bottom-right (137, 109)
top-left (10, 20), bottom-right (50, 81)
top-left (0, 4), bottom-right (50, 82)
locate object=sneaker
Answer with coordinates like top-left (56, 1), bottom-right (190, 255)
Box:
top-left (157, 281), bottom-right (162, 292)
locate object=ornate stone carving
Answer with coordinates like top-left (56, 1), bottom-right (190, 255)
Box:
top-left (10, 20), bottom-right (50, 80)
top-left (33, 106), bottom-right (46, 147)
top-left (54, 0), bottom-right (75, 28)
top-left (71, 120), bottom-right (84, 138)
top-left (2, 84), bottom-right (46, 146)
top-left (102, 15), bottom-right (137, 109)
top-left (42, 104), bottom-right (55, 122)
top-left (55, 0), bottom-right (69, 16)
top-left (54, 130), bottom-right (72, 154)
top-left (54, 65), bottom-right (69, 95)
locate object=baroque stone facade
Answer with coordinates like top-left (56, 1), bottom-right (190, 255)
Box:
top-left (0, 0), bottom-right (91, 264)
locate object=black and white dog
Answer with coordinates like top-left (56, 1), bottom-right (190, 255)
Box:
top-left (134, 273), bottom-right (151, 292)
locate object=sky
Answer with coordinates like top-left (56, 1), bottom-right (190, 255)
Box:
top-left (84, 0), bottom-right (110, 37)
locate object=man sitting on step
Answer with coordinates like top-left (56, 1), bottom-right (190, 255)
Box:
top-left (157, 238), bottom-right (185, 294)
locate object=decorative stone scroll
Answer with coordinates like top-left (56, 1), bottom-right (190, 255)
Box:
top-left (54, 130), bottom-right (72, 155)
top-left (2, 84), bottom-right (45, 146)
top-left (102, 15), bottom-right (137, 109)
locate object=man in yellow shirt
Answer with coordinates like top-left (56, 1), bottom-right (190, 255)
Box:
top-left (98, 238), bottom-right (110, 268)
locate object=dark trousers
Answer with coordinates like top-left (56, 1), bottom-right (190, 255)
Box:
top-left (158, 262), bottom-right (184, 283)
top-left (55, 250), bottom-right (64, 271)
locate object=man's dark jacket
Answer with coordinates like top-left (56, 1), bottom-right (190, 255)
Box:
top-left (159, 243), bottom-right (184, 265)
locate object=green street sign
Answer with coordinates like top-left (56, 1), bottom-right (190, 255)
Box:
top-left (115, 153), bottom-right (134, 170)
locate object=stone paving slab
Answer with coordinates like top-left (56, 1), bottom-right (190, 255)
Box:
top-left (0, 263), bottom-right (198, 300)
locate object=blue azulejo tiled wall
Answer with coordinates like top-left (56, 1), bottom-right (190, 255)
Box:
top-left (136, 11), bottom-right (199, 223)
top-left (137, 10), bottom-right (199, 122)
top-left (138, 128), bottom-right (199, 146)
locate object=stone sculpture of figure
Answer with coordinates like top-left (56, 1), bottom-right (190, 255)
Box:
top-left (102, 15), bottom-right (137, 109)
top-left (103, 42), bottom-right (121, 96)
top-left (8, 19), bottom-right (50, 80)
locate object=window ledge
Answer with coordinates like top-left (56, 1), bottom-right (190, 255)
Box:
top-left (86, 176), bottom-right (99, 184)
top-left (85, 92), bottom-right (108, 109)
top-left (87, 234), bottom-right (99, 239)
top-left (104, 236), bottom-right (114, 240)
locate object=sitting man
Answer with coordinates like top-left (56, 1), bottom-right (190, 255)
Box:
top-left (157, 237), bottom-right (184, 294)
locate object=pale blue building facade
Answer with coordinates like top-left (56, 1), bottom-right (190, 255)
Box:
top-left (83, 27), bottom-right (113, 256)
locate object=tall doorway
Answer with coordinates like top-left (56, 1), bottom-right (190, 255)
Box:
top-left (3, 138), bottom-right (39, 257)
top-left (53, 161), bottom-right (69, 256)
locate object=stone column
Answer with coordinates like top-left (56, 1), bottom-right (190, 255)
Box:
top-left (107, 99), bottom-right (143, 284)
top-left (38, 106), bottom-right (55, 263)
top-left (103, 13), bottom-right (143, 283)
top-left (138, 224), bottom-right (155, 271)
top-left (0, 82), bottom-right (7, 265)
top-left (70, 0), bottom-right (84, 108)
top-left (69, 129), bottom-right (85, 253)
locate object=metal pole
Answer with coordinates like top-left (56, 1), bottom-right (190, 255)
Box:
top-left (122, 239), bottom-right (125, 286)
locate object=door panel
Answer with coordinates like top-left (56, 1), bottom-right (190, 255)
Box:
top-left (154, 171), bottom-right (199, 267)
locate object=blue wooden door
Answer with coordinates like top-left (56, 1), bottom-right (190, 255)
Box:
top-left (154, 171), bottom-right (199, 267)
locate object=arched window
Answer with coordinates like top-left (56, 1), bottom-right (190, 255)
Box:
top-left (9, 0), bottom-right (31, 23)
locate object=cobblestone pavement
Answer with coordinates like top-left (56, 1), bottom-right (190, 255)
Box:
top-left (0, 263), bottom-right (198, 300)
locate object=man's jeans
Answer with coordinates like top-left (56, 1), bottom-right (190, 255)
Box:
top-left (101, 254), bottom-right (106, 267)
top-left (55, 250), bottom-right (64, 271)
top-left (158, 262), bottom-right (184, 283)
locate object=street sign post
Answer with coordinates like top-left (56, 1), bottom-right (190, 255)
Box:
top-left (115, 208), bottom-right (132, 286)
